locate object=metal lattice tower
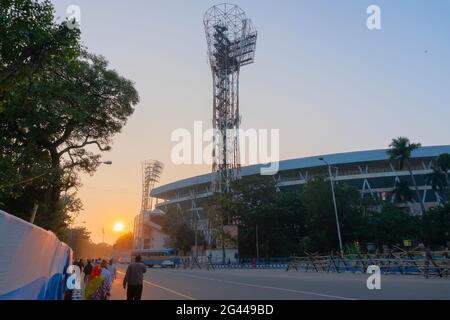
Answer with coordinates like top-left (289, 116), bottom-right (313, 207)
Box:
top-left (141, 160), bottom-right (164, 213)
top-left (204, 3), bottom-right (257, 193)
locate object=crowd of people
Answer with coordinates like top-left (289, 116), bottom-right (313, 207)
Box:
top-left (71, 258), bottom-right (117, 300)
top-left (70, 255), bottom-right (147, 300)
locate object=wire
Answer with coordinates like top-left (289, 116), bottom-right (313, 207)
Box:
top-left (0, 169), bottom-right (56, 190)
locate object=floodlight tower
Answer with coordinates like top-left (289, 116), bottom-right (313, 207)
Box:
top-left (141, 160), bottom-right (164, 213)
top-left (204, 3), bottom-right (257, 193)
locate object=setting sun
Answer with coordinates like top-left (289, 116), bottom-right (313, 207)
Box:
top-left (113, 222), bottom-right (125, 233)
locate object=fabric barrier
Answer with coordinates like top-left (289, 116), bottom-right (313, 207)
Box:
top-left (0, 211), bottom-right (73, 300)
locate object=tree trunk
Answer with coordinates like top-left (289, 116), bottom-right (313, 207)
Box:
top-left (29, 203), bottom-right (39, 224)
top-left (48, 149), bottom-right (63, 230)
top-left (408, 166), bottom-right (426, 215)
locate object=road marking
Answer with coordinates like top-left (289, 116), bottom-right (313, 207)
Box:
top-left (163, 270), bottom-right (357, 300)
top-left (117, 271), bottom-right (195, 300)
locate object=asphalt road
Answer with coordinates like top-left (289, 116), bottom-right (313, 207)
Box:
top-left (110, 266), bottom-right (450, 300)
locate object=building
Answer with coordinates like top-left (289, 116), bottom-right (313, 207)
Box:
top-left (133, 208), bottom-right (168, 252)
top-left (151, 146), bottom-right (450, 222)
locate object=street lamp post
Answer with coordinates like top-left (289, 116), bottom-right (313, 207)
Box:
top-left (319, 157), bottom-right (344, 257)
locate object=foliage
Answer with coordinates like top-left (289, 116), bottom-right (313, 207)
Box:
top-left (387, 137), bottom-right (425, 214)
top-left (421, 203), bottom-right (450, 248)
top-left (0, 0), bottom-right (139, 237)
top-left (364, 204), bottom-right (422, 247)
top-left (392, 180), bottom-right (414, 203)
top-left (113, 232), bottom-right (133, 252)
top-left (0, 0), bottom-right (80, 116)
top-left (427, 153), bottom-right (450, 204)
top-left (202, 174), bottom-right (449, 256)
top-left (62, 226), bottom-right (113, 258)
top-left (161, 207), bottom-right (197, 254)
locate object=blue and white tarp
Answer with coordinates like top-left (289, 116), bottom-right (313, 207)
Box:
top-left (0, 211), bottom-right (73, 300)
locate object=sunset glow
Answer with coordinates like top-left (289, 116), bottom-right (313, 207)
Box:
top-left (113, 222), bottom-right (125, 233)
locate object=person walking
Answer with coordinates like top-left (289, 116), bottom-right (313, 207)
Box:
top-left (123, 255), bottom-right (147, 300)
top-left (83, 259), bottom-right (93, 284)
top-left (100, 260), bottom-right (113, 299)
top-left (84, 265), bottom-right (108, 300)
top-left (108, 258), bottom-right (117, 281)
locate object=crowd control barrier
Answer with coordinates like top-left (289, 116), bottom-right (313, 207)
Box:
top-left (0, 211), bottom-right (73, 300)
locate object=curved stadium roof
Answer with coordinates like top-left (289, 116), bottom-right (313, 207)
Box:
top-left (151, 145), bottom-right (450, 197)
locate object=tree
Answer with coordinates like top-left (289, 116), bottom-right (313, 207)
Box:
top-left (392, 180), bottom-right (414, 204)
top-left (205, 191), bottom-right (239, 263)
top-left (204, 176), bottom-right (302, 259)
top-left (428, 153), bottom-right (450, 204)
top-left (435, 153), bottom-right (450, 183)
top-left (62, 226), bottom-right (91, 257)
top-left (161, 207), bottom-right (196, 254)
top-left (426, 167), bottom-right (448, 204)
top-left (300, 177), bottom-right (365, 254)
top-left (0, 1), bottom-right (139, 236)
top-left (113, 232), bottom-right (133, 252)
top-left (61, 226), bottom-right (112, 259)
top-left (421, 203), bottom-right (450, 248)
top-left (365, 204), bottom-right (421, 248)
top-left (387, 137), bottom-right (425, 214)
top-left (0, 0), bottom-right (80, 103)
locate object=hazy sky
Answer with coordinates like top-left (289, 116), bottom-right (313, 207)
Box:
top-left (52, 0), bottom-right (450, 243)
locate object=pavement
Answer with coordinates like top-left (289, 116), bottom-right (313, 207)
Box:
top-left (110, 265), bottom-right (450, 300)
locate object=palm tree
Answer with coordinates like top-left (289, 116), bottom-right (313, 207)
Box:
top-left (392, 180), bottom-right (415, 204)
top-left (387, 137), bottom-right (426, 214)
top-left (428, 153), bottom-right (450, 204)
top-left (426, 167), bottom-right (448, 204)
top-left (436, 153), bottom-right (450, 187)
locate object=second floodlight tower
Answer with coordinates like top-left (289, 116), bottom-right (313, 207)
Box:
top-left (204, 3), bottom-right (257, 193)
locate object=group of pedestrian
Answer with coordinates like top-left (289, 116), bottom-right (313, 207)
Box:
top-left (71, 258), bottom-right (118, 300)
top-left (70, 255), bottom-right (147, 300)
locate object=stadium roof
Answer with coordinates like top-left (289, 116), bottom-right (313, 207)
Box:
top-left (151, 145), bottom-right (450, 197)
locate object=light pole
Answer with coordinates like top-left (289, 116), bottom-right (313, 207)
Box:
top-left (319, 157), bottom-right (344, 257)
top-left (256, 225), bottom-right (260, 262)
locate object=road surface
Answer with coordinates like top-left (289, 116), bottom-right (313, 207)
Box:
top-left (110, 266), bottom-right (450, 300)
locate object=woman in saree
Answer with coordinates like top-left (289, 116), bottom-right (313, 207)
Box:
top-left (84, 264), bottom-right (110, 300)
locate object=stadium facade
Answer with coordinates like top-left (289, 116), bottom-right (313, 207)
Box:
top-left (151, 146), bottom-right (450, 224)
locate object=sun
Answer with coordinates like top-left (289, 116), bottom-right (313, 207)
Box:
top-left (113, 222), bottom-right (125, 232)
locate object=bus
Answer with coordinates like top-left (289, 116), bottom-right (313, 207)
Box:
top-left (132, 248), bottom-right (180, 268)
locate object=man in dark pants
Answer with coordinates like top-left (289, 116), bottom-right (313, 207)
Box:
top-left (123, 255), bottom-right (147, 300)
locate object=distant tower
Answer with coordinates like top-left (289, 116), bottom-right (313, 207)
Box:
top-left (141, 160), bottom-right (164, 213)
top-left (204, 3), bottom-right (257, 193)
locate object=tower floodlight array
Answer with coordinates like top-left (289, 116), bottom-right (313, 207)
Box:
top-left (141, 160), bottom-right (164, 213)
top-left (204, 3), bottom-right (257, 193)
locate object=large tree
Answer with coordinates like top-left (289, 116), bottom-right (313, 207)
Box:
top-left (299, 177), bottom-right (365, 254)
top-left (113, 232), bottom-right (133, 252)
top-left (0, 0), bottom-right (139, 236)
top-left (0, 0), bottom-right (80, 96)
top-left (161, 207), bottom-right (196, 254)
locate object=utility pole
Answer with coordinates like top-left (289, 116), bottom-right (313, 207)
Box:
top-left (102, 228), bottom-right (105, 244)
top-left (319, 157), bottom-right (344, 257)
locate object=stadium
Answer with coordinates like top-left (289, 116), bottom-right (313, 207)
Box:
top-left (151, 145), bottom-right (450, 218)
